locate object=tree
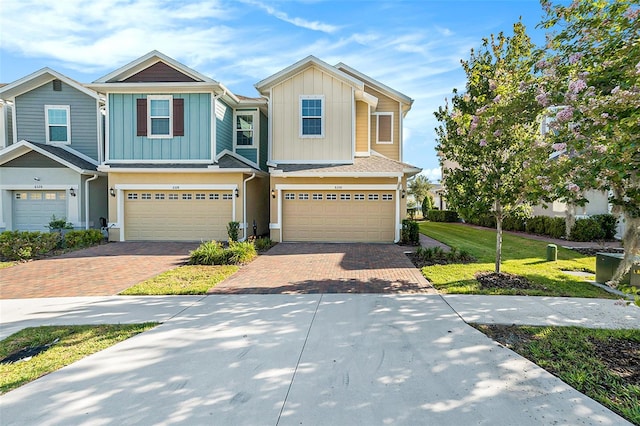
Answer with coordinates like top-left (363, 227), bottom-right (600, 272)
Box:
top-left (408, 174), bottom-right (432, 206)
top-left (435, 22), bottom-right (546, 273)
top-left (538, 0), bottom-right (639, 285)
top-left (422, 194), bottom-right (434, 217)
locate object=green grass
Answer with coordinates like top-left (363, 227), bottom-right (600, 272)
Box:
top-left (0, 324), bottom-right (157, 394)
top-left (120, 265), bottom-right (238, 295)
top-left (474, 324), bottom-right (640, 425)
top-left (419, 222), bottom-right (614, 298)
top-left (0, 261), bottom-right (14, 269)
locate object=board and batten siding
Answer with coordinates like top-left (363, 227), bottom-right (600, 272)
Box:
top-left (367, 86), bottom-right (400, 161)
top-left (14, 81), bottom-right (99, 159)
top-left (108, 93), bottom-right (211, 161)
top-left (355, 100), bottom-right (369, 153)
top-left (271, 67), bottom-right (353, 163)
top-left (215, 98), bottom-right (233, 156)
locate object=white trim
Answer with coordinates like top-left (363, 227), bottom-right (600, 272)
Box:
top-left (44, 105), bottom-right (71, 144)
top-left (106, 159), bottom-right (212, 164)
top-left (147, 95), bottom-right (173, 138)
top-left (0, 103), bottom-right (6, 150)
top-left (399, 102), bottom-right (404, 161)
top-left (105, 95), bottom-right (111, 163)
top-left (0, 140), bottom-right (101, 174)
top-left (275, 171), bottom-right (403, 178)
top-left (351, 87), bottom-right (356, 159)
top-left (267, 91), bottom-right (272, 164)
top-left (275, 184), bottom-right (397, 191)
top-left (272, 159), bottom-right (353, 165)
top-left (233, 109), bottom-right (258, 148)
top-left (375, 112), bottom-right (393, 145)
top-left (98, 165), bottom-right (264, 174)
top-left (216, 149), bottom-right (261, 170)
top-left (334, 62), bottom-right (413, 106)
top-left (0, 67), bottom-right (100, 100)
top-left (96, 99), bottom-right (103, 164)
top-left (368, 103), bottom-right (371, 153)
top-left (11, 102), bottom-right (18, 145)
top-left (299, 95), bottom-right (324, 138)
top-left (0, 184), bottom-right (77, 191)
top-left (355, 151), bottom-right (370, 157)
top-left (212, 94), bottom-right (219, 163)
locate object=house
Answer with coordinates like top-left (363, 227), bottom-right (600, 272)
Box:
top-left (255, 56), bottom-right (421, 242)
top-left (87, 51), bottom-right (269, 242)
top-left (0, 69), bottom-right (107, 232)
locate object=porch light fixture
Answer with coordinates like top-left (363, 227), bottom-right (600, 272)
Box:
top-left (401, 189), bottom-right (406, 199)
top-left (271, 189), bottom-right (276, 199)
top-left (109, 187), bottom-right (116, 197)
top-left (69, 188), bottom-right (76, 197)
top-left (235, 188), bottom-right (239, 198)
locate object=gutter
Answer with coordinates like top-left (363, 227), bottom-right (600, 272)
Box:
top-left (240, 173), bottom-right (256, 241)
top-left (84, 174), bottom-right (99, 230)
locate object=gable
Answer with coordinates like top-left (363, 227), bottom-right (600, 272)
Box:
top-left (2, 150), bottom-right (65, 168)
top-left (123, 62), bottom-right (198, 83)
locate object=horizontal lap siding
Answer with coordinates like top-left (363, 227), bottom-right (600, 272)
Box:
top-left (109, 93), bottom-right (211, 161)
top-left (367, 86), bottom-right (400, 161)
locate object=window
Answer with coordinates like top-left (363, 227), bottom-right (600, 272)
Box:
top-left (376, 112), bottom-right (393, 144)
top-left (149, 96), bottom-right (172, 137)
top-left (128, 193), bottom-right (138, 200)
top-left (298, 193), bottom-right (309, 200)
top-left (15, 193), bottom-right (26, 200)
top-left (382, 194), bottom-right (393, 201)
top-left (45, 105), bottom-right (70, 143)
top-left (368, 194), bottom-right (379, 201)
top-left (45, 193), bottom-right (57, 200)
top-left (235, 112), bottom-right (256, 146)
top-left (300, 96), bottom-right (323, 137)
top-left (141, 193), bottom-right (152, 200)
top-left (312, 193), bottom-right (323, 200)
top-left (285, 193), bottom-right (295, 200)
top-left (196, 193), bottom-right (206, 200)
top-left (354, 194), bottom-right (365, 200)
top-left (223, 194), bottom-right (233, 200)
top-left (168, 193), bottom-right (179, 200)
top-left (182, 193), bottom-right (192, 200)
top-left (340, 193), bottom-right (351, 201)
top-left (209, 193), bottom-right (220, 200)
top-left (155, 193), bottom-right (165, 200)
top-left (326, 193), bottom-right (337, 200)
top-left (30, 193), bottom-right (42, 200)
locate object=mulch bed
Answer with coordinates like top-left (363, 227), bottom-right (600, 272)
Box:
top-left (475, 271), bottom-right (548, 291)
top-left (570, 247), bottom-right (624, 256)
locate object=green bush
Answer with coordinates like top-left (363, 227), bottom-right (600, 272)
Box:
top-left (591, 214), bottom-right (618, 240)
top-left (254, 237), bottom-right (274, 252)
top-left (48, 215), bottom-right (73, 231)
top-left (64, 230), bottom-right (104, 249)
top-left (227, 241), bottom-right (257, 264)
top-left (546, 217), bottom-right (566, 239)
top-left (526, 216), bottom-right (547, 235)
top-left (414, 245), bottom-right (475, 265)
top-left (189, 240), bottom-right (257, 265)
top-left (421, 195), bottom-right (434, 217)
top-left (570, 218), bottom-right (605, 241)
top-left (0, 231), bottom-right (61, 261)
top-left (427, 210), bottom-right (459, 222)
top-left (401, 219), bottom-right (420, 245)
top-left (502, 215), bottom-right (526, 232)
top-left (227, 221), bottom-right (240, 242)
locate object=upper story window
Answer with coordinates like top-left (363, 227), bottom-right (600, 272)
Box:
top-left (234, 111), bottom-right (257, 147)
top-left (45, 105), bottom-right (70, 144)
top-left (376, 112), bottom-right (393, 144)
top-left (149, 95), bottom-right (172, 137)
top-left (300, 95), bottom-right (324, 138)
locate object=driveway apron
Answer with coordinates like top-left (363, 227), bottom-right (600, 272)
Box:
top-left (210, 243), bottom-right (436, 294)
top-left (0, 242), bottom-right (199, 299)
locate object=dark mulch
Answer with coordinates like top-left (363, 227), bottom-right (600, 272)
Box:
top-left (589, 337), bottom-right (640, 386)
top-left (405, 253), bottom-right (476, 269)
top-left (570, 247), bottom-right (624, 256)
top-left (475, 271), bottom-right (548, 291)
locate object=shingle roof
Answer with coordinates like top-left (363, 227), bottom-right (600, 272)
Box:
top-left (106, 153), bottom-right (260, 171)
top-left (274, 154), bottom-right (420, 175)
top-left (29, 142), bottom-right (98, 171)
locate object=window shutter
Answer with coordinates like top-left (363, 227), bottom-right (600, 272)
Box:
top-left (173, 98), bottom-right (184, 136)
top-left (136, 98), bottom-right (147, 136)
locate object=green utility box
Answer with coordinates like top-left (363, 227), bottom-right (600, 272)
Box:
top-left (595, 252), bottom-right (639, 287)
top-left (546, 244), bottom-right (557, 261)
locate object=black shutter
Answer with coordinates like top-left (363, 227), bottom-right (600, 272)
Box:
top-left (136, 98), bottom-right (147, 136)
top-left (173, 98), bottom-right (184, 136)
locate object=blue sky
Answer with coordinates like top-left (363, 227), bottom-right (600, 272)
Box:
top-left (0, 0), bottom-right (549, 181)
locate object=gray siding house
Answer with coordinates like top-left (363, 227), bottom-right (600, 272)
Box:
top-left (0, 68), bottom-right (108, 232)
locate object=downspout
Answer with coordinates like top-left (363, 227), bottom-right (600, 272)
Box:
top-left (395, 175), bottom-right (402, 243)
top-left (84, 174), bottom-right (99, 230)
top-left (212, 91), bottom-right (224, 163)
top-left (240, 173), bottom-right (256, 241)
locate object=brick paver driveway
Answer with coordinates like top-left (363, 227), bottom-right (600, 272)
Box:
top-left (209, 243), bottom-right (436, 294)
top-left (0, 242), bottom-right (199, 299)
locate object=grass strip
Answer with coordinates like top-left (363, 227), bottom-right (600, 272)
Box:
top-left (120, 264), bottom-right (238, 295)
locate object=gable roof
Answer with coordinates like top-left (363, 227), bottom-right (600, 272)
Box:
top-left (93, 50), bottom-right (216, 84)
top-left (0, 68), bottom-right (100, 100)
top-left (0, 140), bottom-right (101, 174)
top-left (271, 152), bottom-right (421, 177)
top-left (335, 62), bottom-right (413, 110)
top-left (255, 55), bottom-right (364, 94)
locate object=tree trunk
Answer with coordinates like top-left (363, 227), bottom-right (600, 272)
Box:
top-left (609, 214), bottom-right (639, 286)
top-left (565, 202), bottom-right (576, 239)
top-left (495, 201), bottom-right (503, 274)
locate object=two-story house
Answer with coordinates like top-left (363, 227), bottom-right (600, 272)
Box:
top-left (256, 56), bottom-right (421, 242)
top-left (87, 51), bottom-right (269, 242)
top-left (0, 68), bottom-right (107, 232)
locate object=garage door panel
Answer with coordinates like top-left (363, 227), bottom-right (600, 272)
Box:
top-left (125, 191), bottom-right (232, 241)
top-left (282, 190), bottom-right (395, 242)
top-left (13, 191), bottom-right (67, 231)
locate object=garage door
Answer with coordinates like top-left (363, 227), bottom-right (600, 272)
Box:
top-left (13, 191), bottom-right (66, 231)
top-left (124, 190), bottom-right (233, 241)
top-left (282, 190), bottom-right (395, 242)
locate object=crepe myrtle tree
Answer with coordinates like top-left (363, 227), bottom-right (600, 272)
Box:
top-left (538, 0), bottom-right (639, 285)
top-left (435, 21), bottom-right (547, 273)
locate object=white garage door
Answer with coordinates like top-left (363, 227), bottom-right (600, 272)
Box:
top-left (124, 190), bottom-right (233, 241)
top-left (282, 190), bottom-right (395, 242)
top-left (13, 191), bottom-right (67, 231)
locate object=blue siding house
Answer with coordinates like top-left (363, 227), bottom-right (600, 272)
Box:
top-left (88, 51), bottom-right (269, 241)
top-left (0, 69), bottom-right (108, 232)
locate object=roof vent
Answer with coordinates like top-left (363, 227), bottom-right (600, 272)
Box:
top-left (53, 79), bottom-right (62, 91)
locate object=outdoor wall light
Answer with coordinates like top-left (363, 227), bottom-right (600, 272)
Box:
top-left (271, 189), bottom-right (276, 199)
top-left (401, 189), bottom-right (406, 199)
top-left (109, 187), bottom-right (116, 197)
top-left (34, 177), bottom-right (40, 181)
top-left (235, 188), bottom-right (239, 198)
top-left (69, 188), bottom-right (76, 197)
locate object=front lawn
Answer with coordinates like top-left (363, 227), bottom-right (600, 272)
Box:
top-left (474, 324), bottom-right (640, 425)
top-left (120, 265), bottom-right (238, 295)
top-left (419, 222), bottom-right (615, 298)
top-left (1, 324), bottom-right (157, 394)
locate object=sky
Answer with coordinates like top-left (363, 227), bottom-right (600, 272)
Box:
top-left (0, 0), bottom-right (550, 182)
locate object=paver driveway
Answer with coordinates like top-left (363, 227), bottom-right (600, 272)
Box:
top-left (210, 243), bottom-right (436, 294)
top-left (0, 242), bottom-right (198, 299)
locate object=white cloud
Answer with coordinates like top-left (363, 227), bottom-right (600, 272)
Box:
top-left (238, 0), bottom-right (340, 34)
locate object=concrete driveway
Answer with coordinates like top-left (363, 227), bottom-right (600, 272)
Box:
top-left (0, 242), bottom-right (199, 299)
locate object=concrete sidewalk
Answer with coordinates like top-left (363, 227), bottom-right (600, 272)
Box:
top-left (0, 294), bottom-right (635, 425)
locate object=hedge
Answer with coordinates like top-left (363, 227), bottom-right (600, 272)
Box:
top-left (0, 229), bottom-right (105, 261)
top-left (401, 219), bottom-right (420, 245)
top-left (427, 210), bottom-right (459, 222)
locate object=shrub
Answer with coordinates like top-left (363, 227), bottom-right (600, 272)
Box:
top-left (427, 210), bottom-right (459, 222)
top-left (253, 237), bottom-right (274, 252)
top-left (421, 195), bottom-right (434, 217)
top-left (546, 217), bottom-right (566, 239)
top-left (227, 221), bottom-right (240, 242)
top-left (526, 216), bottom-right (547, 235)
top-left (591, 214), bottom-right (618, 240)
top-left (401, 219), bottom-right (420, 245)
top-left (48, 215), bottom-right (73, 231)
top-left (189, 240), bottom-right (257, 265)
top-left (502, 215), bottom-right (526, 232)
top-left (570, 218), bottom-right (605, 242)
top-left (413, 245), bottom-right (475, 265)
top-left (0, 231), bottom-right (61, 261)
top-left (227, 241), bottom-right (257, 264)
top-left (64, 230), bottom-right (104, 249)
